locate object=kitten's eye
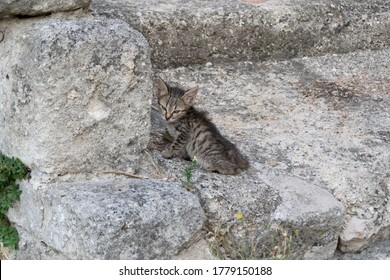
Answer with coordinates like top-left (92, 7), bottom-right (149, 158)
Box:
top-left (161, 105), bottom-right (167, 111)
top-left (173, 110), bottom-right (181, 114)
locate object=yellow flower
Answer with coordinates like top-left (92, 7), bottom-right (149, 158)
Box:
top-left (237, 213), bottom-right (243, 220)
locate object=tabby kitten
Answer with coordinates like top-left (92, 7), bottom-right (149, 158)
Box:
top-left (156, 77), bottom-right (249, 175)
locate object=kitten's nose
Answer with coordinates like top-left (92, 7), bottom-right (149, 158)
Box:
top-left (165, 113), bottom-right (172, 121)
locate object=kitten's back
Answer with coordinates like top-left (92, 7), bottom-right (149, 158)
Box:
top-left (186, 108), bottom-right (249, 175)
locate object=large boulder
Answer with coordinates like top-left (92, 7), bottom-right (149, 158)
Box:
top-left (0, 0), bottom-right (90, 17)
top-left (0, 17), bottom-right (152, 175)
top-left (8, 178), bottom-right (206, 259)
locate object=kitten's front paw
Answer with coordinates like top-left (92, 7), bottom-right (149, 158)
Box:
top-left (161, 149), bottom-right (174, 159)
top-left (177, 149), bottom-right (190, 160)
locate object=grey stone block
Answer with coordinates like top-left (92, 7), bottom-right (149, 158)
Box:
top-left (8, 179), bottom-right (206, 259)
top-left (0, 0), bottom-right (90, 17)
top-left (93, 0), bottom-right (390, 68)
top-left (262, 171), bottom-right (345, 259)
top-left (0, 18), bottom-right (152, 175)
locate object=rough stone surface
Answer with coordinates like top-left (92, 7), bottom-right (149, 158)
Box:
top-left (173, 239), bottom-right (215, 260)
top-left (261, 171), bottom-right (345, 260)
top-left (136, 82), bottom-right (348, 259)
top-left (137, 161), bottom-right (344, 260)
top-left (0, 17), bottom-right (152, 175)
top-left (141, 150), bottom-right (344, 259)
top-left (0, 0), bottom-right (91, 17)
top-left (141, 47), bottom-right (390, 256)
top-left (335, 239), bottom-right (390, 260)
top-left (1, 0), bottom-right (389, 261)
top-left (8, 178), bottom-right (206, 259)
top-left (93, 0), bottom-right (390, 68)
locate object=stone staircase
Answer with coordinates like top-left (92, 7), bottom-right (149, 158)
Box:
top-left (93, 0), bottom-right (390, 68)
top-left (1, 0), bottom-right (389, 259)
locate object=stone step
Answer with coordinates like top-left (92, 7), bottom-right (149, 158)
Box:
top-left (8, 178), bottom-right (206, 259)
top-left (93, 0), bottom-right (390, 68)
top-left (148, 47), bottom-right (390, 256)
top-left (0, 0), bottom-right (90, 17)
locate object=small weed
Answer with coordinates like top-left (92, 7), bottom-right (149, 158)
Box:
top-left (0, 152), bottom-right (29, 250)
top-left (182, 157), bottom-right (197, 189)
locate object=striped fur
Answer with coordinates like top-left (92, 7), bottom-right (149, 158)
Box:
top-left (156, 77), bottom-right (249, 175)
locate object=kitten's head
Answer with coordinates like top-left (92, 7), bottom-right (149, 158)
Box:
top-left (156, 77), bottom-right (198, 123)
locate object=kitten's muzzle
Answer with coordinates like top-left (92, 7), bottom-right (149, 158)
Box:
top-left (165, 113), bottom-right (173, 121)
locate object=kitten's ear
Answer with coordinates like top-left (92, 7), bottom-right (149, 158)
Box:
top-left (182, 86), bottom-right (198, 106)
top-left (156, 77), bottom-right (169, 98)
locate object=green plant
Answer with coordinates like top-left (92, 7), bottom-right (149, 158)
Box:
top-left (182, 157), bottom-right (197, 189)
top-left (0, 152), bottom-right (29, 250)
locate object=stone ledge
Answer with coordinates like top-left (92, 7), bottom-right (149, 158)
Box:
top-left (93, 0), bottom-right (390, 68)
top-left (8, 178), bottom-right (206, 259)
top-left (0, 0), bottom-right (91, 17)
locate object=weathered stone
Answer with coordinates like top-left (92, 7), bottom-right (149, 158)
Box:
top-left (144, 47), bottom-right (390, 256)
top-left (8, 178), bottom-right (206, 259)
top-left (261, 171), bottom-right (345, 259)
top-left (148, 106), bottom-right (345, 259)
top-left (93, 0), bottom-right (390, 68)
top-left (143, 152), bottom-right (344, 259)
top-left (339, 216), bottom-right (376, 252)
top-left (335, 236), bottom-right (390, 260)
top-left (173, 239), bottom-right (215, 260)
top-left (0, 0), bottom-right (90, 17)
top-left (0, 18), bottom-right (152, 175)
top-left (1, 0), bottom-right (389, 261)
top-left (339, 176), bottom-right (390, 252)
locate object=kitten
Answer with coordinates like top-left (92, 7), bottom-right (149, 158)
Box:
top-left (156, 77), bottom-right (249, 175)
